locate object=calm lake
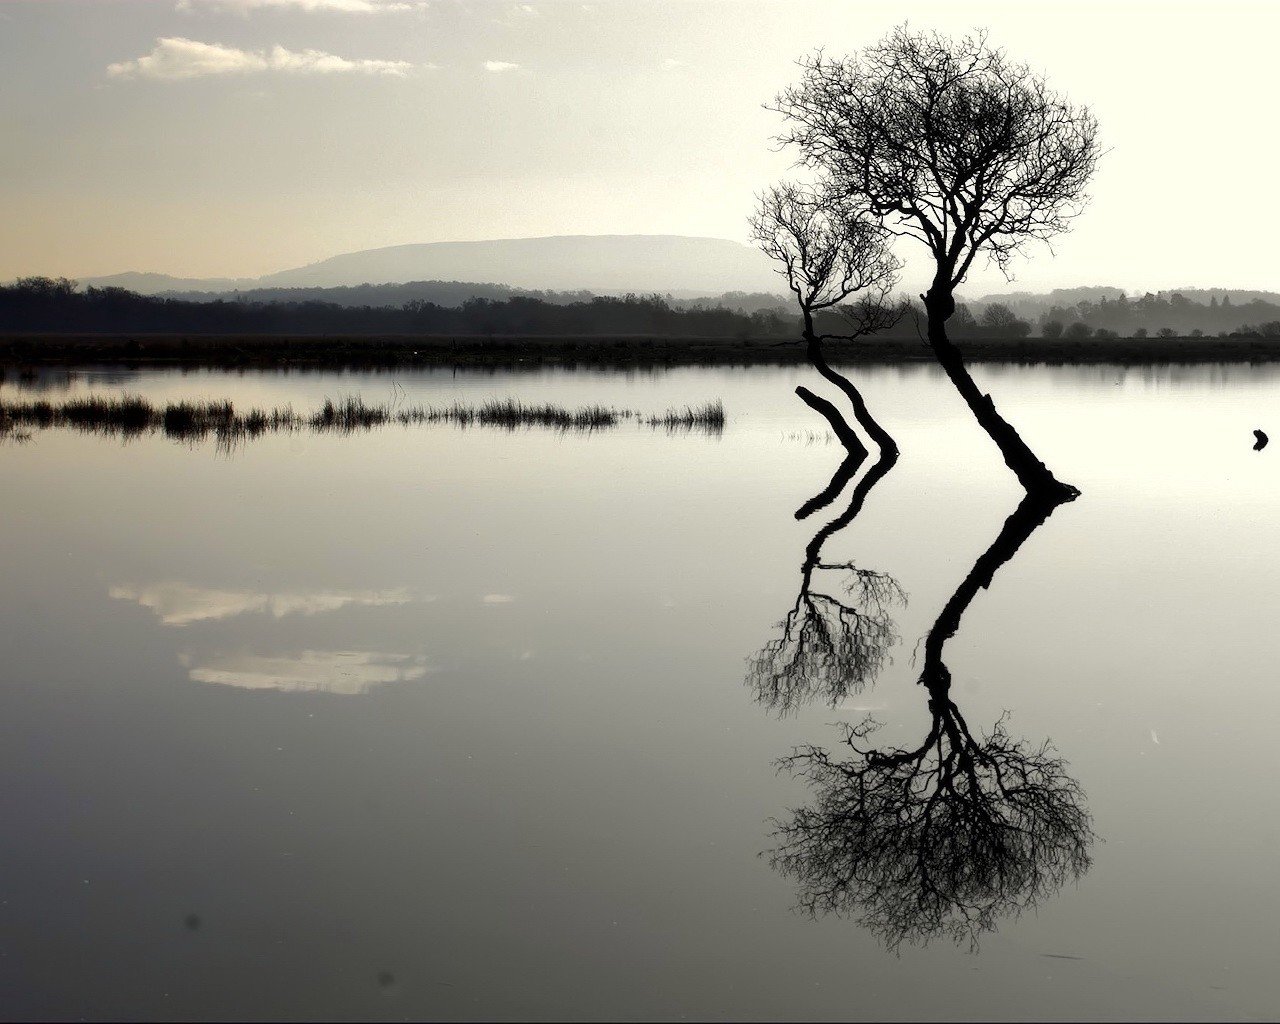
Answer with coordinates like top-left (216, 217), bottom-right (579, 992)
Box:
top-left (2, 361), bottom-right (1278, 1020)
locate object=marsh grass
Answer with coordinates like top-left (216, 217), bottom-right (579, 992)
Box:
top-left (782, 429), bottom-right (836, 446)
top-left (0, 393), bottom-right (725, 448)
top-left (645, 400), bottom-right (725, 432)
top-left (324, 396), bottom-right (624, 431)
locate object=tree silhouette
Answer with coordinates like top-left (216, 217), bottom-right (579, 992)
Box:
top-left (768, 488), bottom-right (1095, 949)
top-left (771, 26), bottom-right (1099, 496)
top-left (748, 438), bottom-right (904, 716)
top-left (979, 302), bottom-right (1032, 338)
top-left (751, 182), bottom-right (904, 458)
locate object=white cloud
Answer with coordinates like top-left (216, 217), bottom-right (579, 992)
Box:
top-left (481, 593), bottom-right (515, 604)
top-left (177, 0), bottom-right (419, 13)
top-left (483, 60), bottom-right (520, 73)
top-left (108, 38), bottom-right (263, 79)
top-left (110, 582), bottom-right (420, 625)
top-left (264, 44), bottom-right (413, 75)
top-left (185, 650), bottom-right (428, 694)
top-left (107, 37), bottom-right (415, 80)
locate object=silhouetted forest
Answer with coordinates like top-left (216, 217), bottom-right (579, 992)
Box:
top-left (1034, 291), bottom-right (1280, 339)
top-left (0, 278), bottom-right (796, 337)
top-left (6, 277), bottom-right (1280, 344)
top-left (160, 281), bottom-right (793, 315)
top-left (0, 277), bottom-right (1067, 341)
top-left (164, 280), bottom-right (598, 308)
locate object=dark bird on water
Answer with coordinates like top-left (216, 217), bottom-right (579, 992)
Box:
top-left (1254, 429), bottom-right (1269, 451)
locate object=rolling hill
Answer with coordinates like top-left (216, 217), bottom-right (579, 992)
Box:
top-left (82, 235), bottom-right (784, 297)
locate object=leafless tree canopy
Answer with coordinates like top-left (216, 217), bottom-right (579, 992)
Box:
top-left (751, 183), bottom-right (906, 457)
top-left (750, 182), bottom-right (901, 330)
top-left (772, 26), bottom-right (1100, 289)
top-left (769, 702), bottom-right (1094, 950)
top-left (749, 564), bottom-right (904, 716)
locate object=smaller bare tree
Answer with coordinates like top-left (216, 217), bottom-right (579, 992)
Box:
top-left (751, 182), bottom-right (904, 457)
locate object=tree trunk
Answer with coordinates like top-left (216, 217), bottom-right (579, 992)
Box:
top-left (795, 385), bottom-right (868, 461)
top-left (924, 286), bottom-right (1077, 497)
top-left (804, 332), bottom-right (899, 459)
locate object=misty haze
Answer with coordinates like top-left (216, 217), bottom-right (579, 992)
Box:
top-left (2, 3), bottom-right (1280, 1022)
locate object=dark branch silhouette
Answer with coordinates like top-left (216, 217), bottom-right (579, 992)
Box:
top-left (751, 183), bottom-right (904, 458)
top-left (771, 27), bottom-right (1099, 496)
top-left (795, 386), bottom-right (868, 463)
top-left (768, 487), bottom-right (1095, 949)
top-left (748, 440), bottom-right (904, 716)
top-left (794, 449), bottom-right (861, 521)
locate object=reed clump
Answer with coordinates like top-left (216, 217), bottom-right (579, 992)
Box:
top-left (0, 392), bottom-right (725, 447)
top-left (646, 400), bottom-right (725, 431)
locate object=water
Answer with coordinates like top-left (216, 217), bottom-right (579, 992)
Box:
top-left (1, 362), bottom-right (1278, 1019)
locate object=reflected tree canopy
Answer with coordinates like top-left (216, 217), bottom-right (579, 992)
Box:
top-left (748, 444), bottom-right (905, 715)
top-left (768, 489), bottom-right (1096, 949)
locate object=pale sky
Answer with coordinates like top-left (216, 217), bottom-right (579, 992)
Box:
top-left (1, 0), bottom-right (1277, 295)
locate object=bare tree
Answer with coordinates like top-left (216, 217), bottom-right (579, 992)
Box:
top-left (772, 26), bottom-right (1100, 496)
top-left (769, 486), bottom-right (1093, 949)
top-left (751, 182), bottom-right (904, 458)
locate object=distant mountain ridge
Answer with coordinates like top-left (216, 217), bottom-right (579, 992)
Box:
top-left (70, 235), bottom-right (1279, 328)
top-left (82, 235), bottom-right (785, 297)
top-left (82, 271), bottom-right (262, 294)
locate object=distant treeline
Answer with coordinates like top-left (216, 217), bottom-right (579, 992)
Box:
top-left (6, 277), bottom-right (1280, 341)
top-left (1, 277), bottom-right (796, 337)
top-left (163, 280), bottom-right (598, 308)
top-left (0, 277), bottom-right (1025, 341)
top-left (1035, 291), bottom-right (1280, 338)
top-left (160, 280), bottom-right (792, 315)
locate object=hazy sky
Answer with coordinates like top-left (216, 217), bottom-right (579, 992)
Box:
top-left (2, 0), bottom-right (1277, 295)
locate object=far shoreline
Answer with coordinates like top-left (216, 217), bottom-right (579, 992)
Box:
top-left (4, 332), bottom-right (1280, 370)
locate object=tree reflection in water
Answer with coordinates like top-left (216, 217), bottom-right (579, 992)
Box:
top-left (748, 444), bottom-right (904, 716)
top-left (768, 490), bottom-right (1096, 950)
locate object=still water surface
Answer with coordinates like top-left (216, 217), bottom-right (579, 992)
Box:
top-left (1, 362), bottom-right (1278, 1019)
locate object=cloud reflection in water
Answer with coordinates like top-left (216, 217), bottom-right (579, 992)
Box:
top-left (109, 582), bottom-right (423, 626)
top-left (180, 650), bottom-right (429, 695)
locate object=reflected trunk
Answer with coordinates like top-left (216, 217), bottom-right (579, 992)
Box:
top-left (769, 484), bottom-right (1094, 949)
top-left (919, 487), bottom-right (1075, 685)
top-left (749, 434), bottom-right (904, 716)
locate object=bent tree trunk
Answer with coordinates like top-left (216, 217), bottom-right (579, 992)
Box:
top-left (924, 286), bottom-right (1077, 497)
top-left (805, 332), bottom-right (899, 459)
top-left (795, 385), bottom-right (868, 462)
top-left (920, 485), bottom-right (1073, 687)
